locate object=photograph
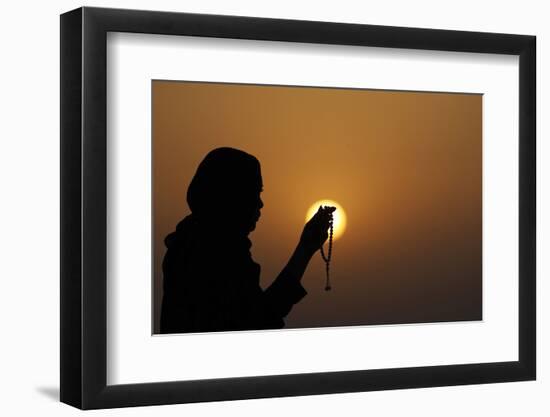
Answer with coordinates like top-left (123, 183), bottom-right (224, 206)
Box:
top-left (152, 80), bottom-right (483, 334)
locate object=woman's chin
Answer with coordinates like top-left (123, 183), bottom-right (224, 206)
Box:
top-left (247, 219), bottom-right (259, 233)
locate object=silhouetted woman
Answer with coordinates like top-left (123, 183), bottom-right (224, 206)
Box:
top-left (160, 147), bottom-right (335, 333)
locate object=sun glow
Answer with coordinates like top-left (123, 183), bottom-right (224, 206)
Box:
top-left (305, 200), bottom-right (347, 240)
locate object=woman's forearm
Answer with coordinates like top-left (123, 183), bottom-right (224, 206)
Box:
top-left (276, 242), bottom-right (314, 284)
top-left (261, 242), bottom-right (311, 320)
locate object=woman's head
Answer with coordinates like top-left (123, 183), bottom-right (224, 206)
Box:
top-left (187, 147), bottom-right (264, 234)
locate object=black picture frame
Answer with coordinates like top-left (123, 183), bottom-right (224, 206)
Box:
top-left (60, 6), bottom-right (536, 410)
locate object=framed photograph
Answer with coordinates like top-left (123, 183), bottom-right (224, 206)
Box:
top-left (60, 6), bottom-right (536, 409)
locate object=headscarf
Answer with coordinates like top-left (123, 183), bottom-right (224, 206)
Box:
top-left (164, 147), bottom-right (262, 252)
top-left (186, 147), bottom-right (262, 221)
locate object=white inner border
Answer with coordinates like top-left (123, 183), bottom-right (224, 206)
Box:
top-left (106, 32), bottom-right (519, 385)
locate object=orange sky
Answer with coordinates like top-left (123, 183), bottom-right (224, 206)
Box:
top-left (152, 80), bottom-right (482, 333)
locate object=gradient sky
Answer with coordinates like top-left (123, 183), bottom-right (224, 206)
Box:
top-left (152, 80), bottom-right (482, 333)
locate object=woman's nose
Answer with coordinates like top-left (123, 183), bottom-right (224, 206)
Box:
top-left (259, 198), bottom-right (264, 209)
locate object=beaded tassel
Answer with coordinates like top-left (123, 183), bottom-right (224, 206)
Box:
top-left (320, 212), bottom-right (334, 291)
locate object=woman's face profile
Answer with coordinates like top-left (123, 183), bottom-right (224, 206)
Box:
top-left (232, 175), bottom-right (264, 233)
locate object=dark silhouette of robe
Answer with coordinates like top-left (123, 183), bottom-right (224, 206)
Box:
top-left (160, 214), bottom-right (307, 333)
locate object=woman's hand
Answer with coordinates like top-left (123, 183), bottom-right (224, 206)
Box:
top-left (298, 205), bottom-right (336, 257)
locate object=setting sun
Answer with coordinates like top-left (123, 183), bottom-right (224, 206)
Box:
top-left (305, 200), bottom-right (347, 240)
